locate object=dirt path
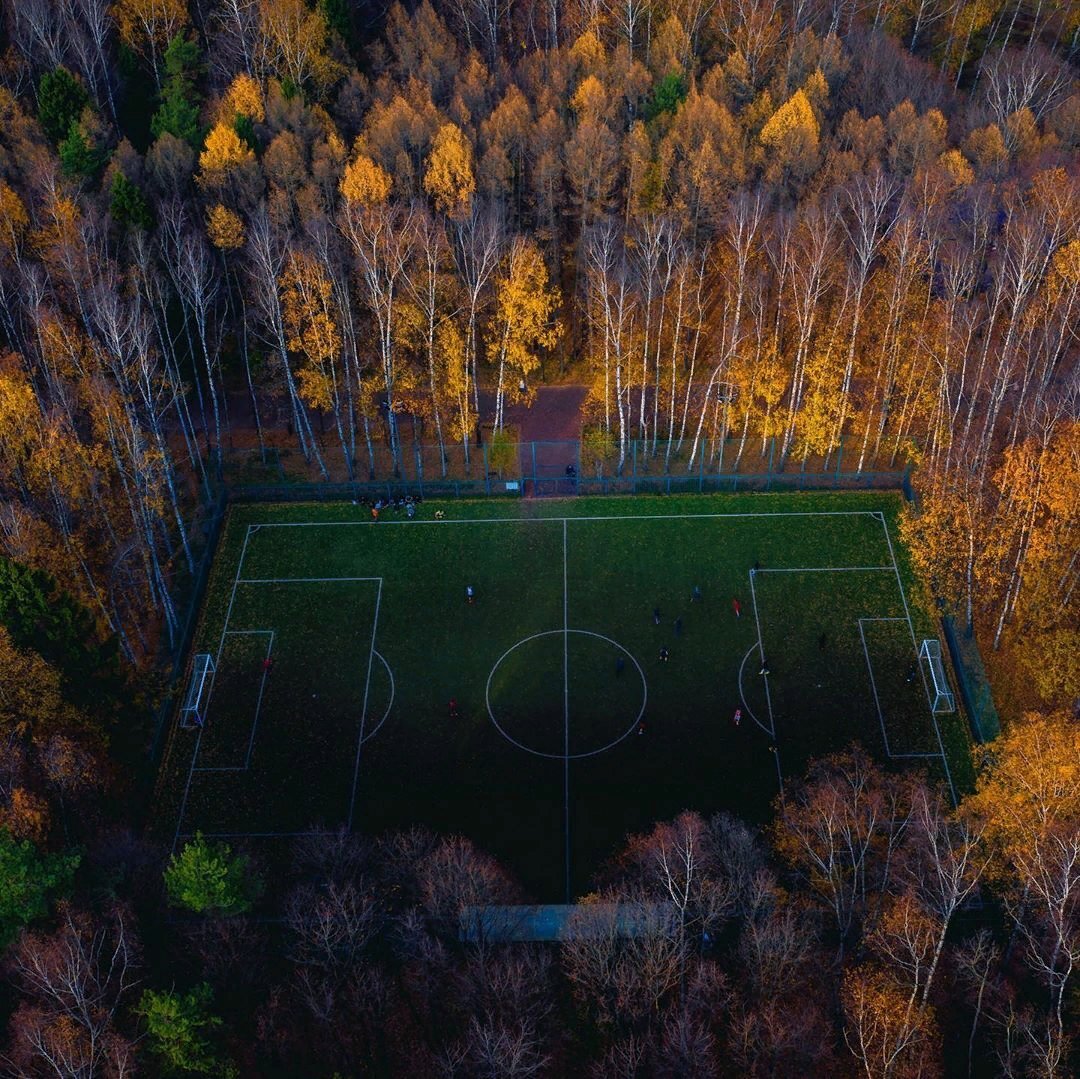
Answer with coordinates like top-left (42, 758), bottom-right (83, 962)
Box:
top-left (503, 385), bottom-right (587, 442)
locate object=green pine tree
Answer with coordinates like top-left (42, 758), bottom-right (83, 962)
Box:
top-left (0, 556), bottom-right (122, 715)
top-left (38, 67), bottom-right (90, 145)
top-left (319, 0), bottom-right (352, 48)
top-left (233, 113), bottom-right (257, 152)
top-left (137, 984), bottom-right (232, 1075)
top-left (164, 833), bottom-right (260, 915)
top-left (150, 34), bottom-right (203, 147)
top-left (59, 120), bottom-right (109, 180)
top-left (0, 830), bottom-right (80, 947)
top-left (110, 172), bottom-right (154, 230)
top-left (646, 72), bottom-right (688, 121)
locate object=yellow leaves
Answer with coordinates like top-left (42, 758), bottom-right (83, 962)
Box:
top-left (487, 238), bottom-right (562, 385)
top-left (198, 122), bottom-right (255, 188)
top-left (0, 626), bottom-right (79, 740)
top-left (569, 29), bottom-right (606, 73)
top-left (32, 195), bottom-right (80, 259)
top-left (279, 252), bottom-right (340, 411)
top-left (571, 75), bottom-right (607, 122)
top-left (340, 153), bottom-right (392, 206)
top-left (258, 0), bottom-right (341, 96)
top-left (759, 89), bottom-right (819, 186)
top-left (802, 68), bottom-right (829, 115)
top-left (0, 787), bottom-right (50, 844)
top-left (962, 123), bottom-right (1008, 176)
top-left (0, 182), bottom-right (29, 253)
top-left (111, 0), bottom-right (189, 70)
top-left (205, 204), bottom-right (245, 250)
top-left (936, 148), bottom-right (974, 187)
top-left (963, 710), bottom-right (1080, 874)
top-left (423, 123), bottom-right (475, 221)
top-left (760, 88), bottom-right (819, 152)
top-left (221, 73), bottom-right (264, 124)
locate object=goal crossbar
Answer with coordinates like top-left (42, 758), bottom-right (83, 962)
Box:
top-left (919, 639), bottom-right (955, 714)
top-left (181, 653), bottom-right (215, 729)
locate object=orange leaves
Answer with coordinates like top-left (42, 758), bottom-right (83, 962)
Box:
top-left (279, 251), bottom-right (341, 411)
top-left (340, 154), bottom-right (392, 207)
top-left (489, 238), bottom-right (561, 383)
top-left (221, 73), bottom-right (264, 125)
top-left (0, 789), bottom-right (51, 844)
top-left (197, 122), bottom-right (255, 189)
top-left (760, 89), bottom-right (819, 162)
top-left (111, 0), bottom-right (189, 79)
top-left (0, 182), bottom-right (29, 254)
top-left (423, 123), bottom-right (475, 221)
top-left (965, 711), bottom-right (1080, 845)
top-left (205, 204), bottom-right (245, 250)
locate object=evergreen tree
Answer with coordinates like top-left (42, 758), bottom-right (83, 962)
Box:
top-left (137, 984), bottom-right (232, 1076)
top-left (110, 171), bottom-right (154, 230)
top-left (164, 833), bottom-right (260, 915)
top-left (150, 34), bottom-right (203, 147)
top-left (0, 830), bottom-right (80, 947)
top-left (58, 121), bottom-right (109, 180)
top-left (37, 67), bottom-right (90, 145)
top-left (646, 72), bottom-right (688, 120)
top-left (319, 0), bottom-right (352, 48)
top-left (0, 557), bottom-right (119, 706)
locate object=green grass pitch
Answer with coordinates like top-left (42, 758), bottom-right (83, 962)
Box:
top-left (151, 492), bottom-right (974, 901)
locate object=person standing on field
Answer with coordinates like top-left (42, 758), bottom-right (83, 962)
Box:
top-left (732, 597), bottom-right (742, 619)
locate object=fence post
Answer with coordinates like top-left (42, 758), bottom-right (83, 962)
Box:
top-left (531, 441), bottom-right (537, 493)
top-left (698, 442), bottom-right (705, 492)
top-left (766, 439), bottom-right (775, 490)
top-left (834, 436), bottom-right (844, 488)
top-left (632, 440), bottom-right (637, 494)
top-left (484, 443), bottom-right (491, 496)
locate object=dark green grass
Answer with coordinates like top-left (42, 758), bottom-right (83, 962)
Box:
top-left (152, 491), bottom-right (974, 901)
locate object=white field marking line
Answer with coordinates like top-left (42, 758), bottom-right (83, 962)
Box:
top-left (173, 523), bottom-right (253, 853)
top-left (193, 630), bottom-right (275, 773)
top-left (752, 566), bottom-right (894, 573)
top-left (747, 570), bottom-right (777, 741)
top-left (859, 618), bottom-right (897, 759)
top-left (251, 508), bottom-right (886, 529)
top-left (562, 525), bottom-right (572, 900)
top-left (359, 651), bottom-right (396, 745)
top-left (878, 515), bottom-right (958, 806)
top-left (738, 643), bottom-right (773, 737)
top-left (485, 630), bottom-right (648, 759)
top-left (748, 568), bottom-right (786, 809)
top-left (237, 576), bottom-right (382, 583)
top-left (347, 577), bottom-right (383, 829)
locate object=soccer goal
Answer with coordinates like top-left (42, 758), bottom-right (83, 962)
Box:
top-left (180, 653), bottom-right (215, 729)
top-left (919, 639), bottom-right (955, 714)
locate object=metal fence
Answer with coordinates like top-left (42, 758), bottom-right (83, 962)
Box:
top-left (149, 436), bottom-right (916, 767)
top-left (942, 615), bottom-right (1002, 744)
top-left (218, 436), bottom-right (913, 500)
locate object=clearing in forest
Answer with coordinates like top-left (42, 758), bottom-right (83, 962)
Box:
top-left (152, 492), bottom-right (972, 902)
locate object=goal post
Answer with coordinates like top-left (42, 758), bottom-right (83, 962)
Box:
top-left (181, 653), bottom-right (215, 729)
top-left (918, 639), bottom-right (955, 714)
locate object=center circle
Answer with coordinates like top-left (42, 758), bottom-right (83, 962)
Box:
top-left (486, 630), bottom-right (648, 759)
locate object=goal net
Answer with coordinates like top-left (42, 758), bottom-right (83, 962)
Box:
top-left (919, 639), bottom-right (954, 714)
top-left (180, 653), bottom-right (215, 729)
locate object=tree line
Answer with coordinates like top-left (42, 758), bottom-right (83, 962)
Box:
top-left (0, 0), bottom-right (1076, 684)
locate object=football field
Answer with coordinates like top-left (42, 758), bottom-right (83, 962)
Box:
top-left (153, 492), bottom-right (972, 901)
